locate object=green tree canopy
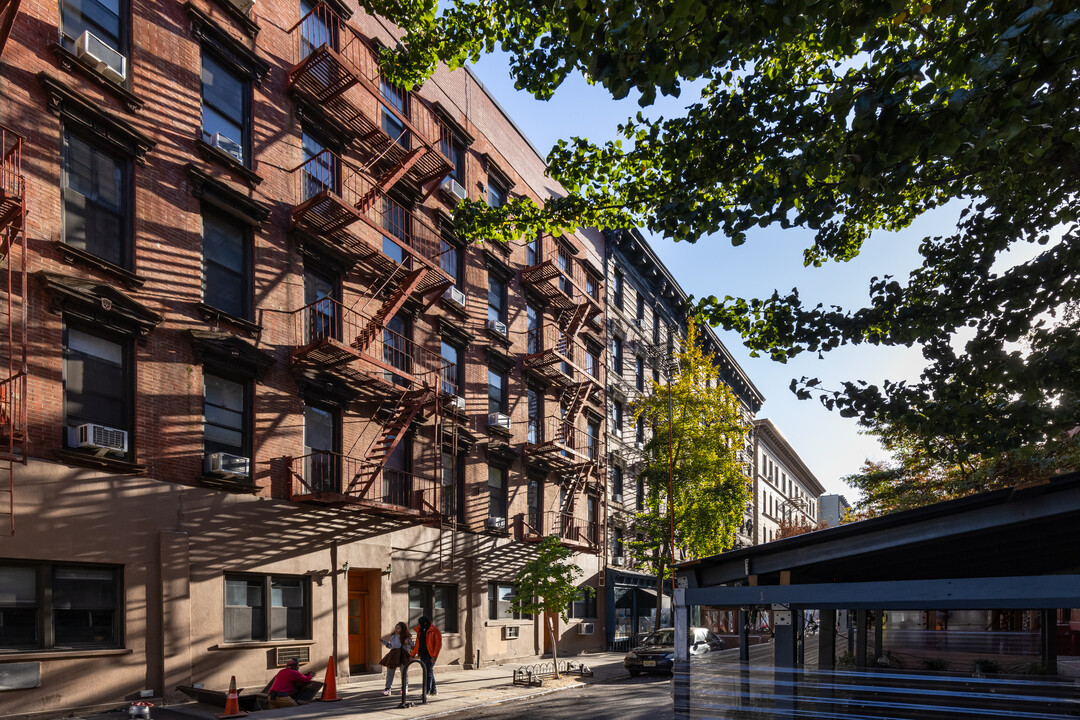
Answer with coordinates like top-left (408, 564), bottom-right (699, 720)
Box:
top-left (513, 534), bottom-right (592, 623)
top-left (365, 0), bottom-right (1080, 463)
top-left (628, 319), bottom-right (751, 582)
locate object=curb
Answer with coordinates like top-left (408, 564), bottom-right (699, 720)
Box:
top-left (405, 672), bottom-right (628, 719)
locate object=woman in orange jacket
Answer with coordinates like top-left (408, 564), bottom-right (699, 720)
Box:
top-left (410, 616), bottom-right (442, 695)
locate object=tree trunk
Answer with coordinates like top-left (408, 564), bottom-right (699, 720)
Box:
top-left (548, 613), bottom-right (560, 679)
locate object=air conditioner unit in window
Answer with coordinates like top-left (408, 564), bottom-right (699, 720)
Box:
top-left (635, 439), bottom-right (645, 450)
top-left (211, 132), bottom-right (244, 163)
top-left (487, 319), bottom-right (507, 336)
top-left (486, 516), bottom-right (507, 530)
top-left (442, 285), bottom-right (466, 311)
top-left (449, 395), bottom-right (466, 412)
top-left (71, 423), bottom-right (128, 455)
top-left (502, 625), bottom-right (520, 640)
top-left (204, 451), bottom-right (251, 479)
top-left (440, 176), bottom-right (467, 202)
top-left (578, 622), bottom-right (596, 636)
top-left (488, 412), bottom-right (511, 431)
top-left (612, 556), bottom-right (625, 566)
top-left (75, 30), bottom-right (127, 83)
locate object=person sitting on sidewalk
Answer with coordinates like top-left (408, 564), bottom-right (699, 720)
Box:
top-left (268, 658), bottom-right (314, 708)
top-left (410, 616), bottom-right (442, 696)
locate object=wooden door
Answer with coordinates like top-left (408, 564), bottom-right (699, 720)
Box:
top-left (348, 572), bottom-right (368, 674)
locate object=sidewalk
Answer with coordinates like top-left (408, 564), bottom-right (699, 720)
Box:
top-left (129, 653), bottom-right (629, 720)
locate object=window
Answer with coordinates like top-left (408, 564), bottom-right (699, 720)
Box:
top-left (202, 52), bottom-right (250, 165)
top-left (611, 335), bottom-right (623, 376)
top-left (383, 313), bottom-right (411, 382)
top-left (0, 562), bottom-right (121, 651)
top-left (441, 134), bottom-right (465, 185)
top-left (585, 271), bottom-right (599, 301)
top-left (557, 246), bottom-right (574, 297)
top-left (61, 0), bottom-right (126, 58)
top-left (304, 265), bottom-right (339, 342)
top-left (441, 451), bottom-right (463, 519)
top-left (635, 415), bottom-right (645, 446)
top-left (380, 79), bottom-right (410, 149)
top-left (409, 583), bottom-right (457, 632)
top-left (612, 270), bottom-right (624, 310)
top-left (636, 292), bottom-right (645, 326)
top-left (440, 237), bottom-right (463, 286)
top-left (636, 476), bottom-right (645, 511)
top-left (383, 435), bottom-right (411, 507)
top-left (526, 304), bottom-right (541, 355)
top-left (613, 527), bottom-right (624, 559)
top-left (567, 588), bottom-right (597, 619)
top-left (488, 465), bottom-right (507, 522)
top-left (653, 311), bottom-right (661, 345)
top-left (203, 371), bottom-right (250, 461)
top-left (303, 402), bottom-right (338, 493)
top-left (488, 366), bottom-right (507, 416)
top-left (488, 583), bottom-right (529, 621)
top-left (202, 210), bottom-right (252, 320)
top-left (587, 419), bottom-right (600, 459)
top-left (527, 386), bottom-right (542, 444)
top-left (301, 130), bottom-right (337, 200)
top-left (635, 356), bottom-right (645, 392)
top-left (611, 401), bottom-right (623, 438)
top-left (585, 343), bottom-right (600, 379)
top-left (63, 130), bottom-right (130, 268)
top-left (487, 274), bottom-right (507, 326)
top-left (64, 326), bottom-right (130, 450)
top-left (611, 465), bottom-right (624, 502)
top-left (440, 340), bottom-right (463, 398)
top-left (488, 177), bottom-right (507, 208)
top-left (527, 478), bottom-right (542, 530)
top-left (653, 367), bottom-right (660, 386)
top-left (525, 233), bottom-right (540, 266)
top-left (224, 574), bottom-right (310, 642)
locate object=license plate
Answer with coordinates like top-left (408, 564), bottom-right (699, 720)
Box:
top-left (643, 660), bottom-right (656, 667)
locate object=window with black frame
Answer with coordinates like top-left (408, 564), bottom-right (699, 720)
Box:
top-left (383, 313), bottom-right (412, 385)
top-left (587, 419), bottom-right (600, 460)
top-left (202, 209), bottom-right (252, 321)
top-left (203, 371), bottom-right (249, 464)
top-left (526, 304), bottom-right (541, 354)
top-left (613, 270), bottom-right (624, 310)
top-left (489, 583), bottom-right (530, 620)
top-left (612, 465), bottom-right (624, 502)
top-left (440, 134), bottom-right (465, 185)
top-left (527, 478), bottom-right (542, 531)
top-left (488, 366), bottom-right (507, 416)
top-left (383, 437), bottom-right (411, 508)
top-left (568, 588), bottom-right (597, 619)
top-left (487, 465), bottom-right (507, 523)
top-left (636, 356), bottom-right (645, 392)
top-left (201, 52), bottom-right (249, 165)
top-left (303, 403), bottom-right (337, 493)
top-left (487, 177), bottom-right (507, 208)
top-left (440, 450), bottom-right (463, 519)
top-left (64, 326), bottom-right (129, 454)
top-left (0, 562), bottom-right (122, 651)
top-left (63, 130), bottom-right (129, 269)
top-left (440, 340), bottom-right (462, 398)
top-left (527, 387), bottom-right (542, 444)
top-left (304, 265), bottom-right (340, 343)
top-left (380, 79), bottom-right (410, 149)
top-left (408, 583), bottom-right (457, 631)
top-left (301, 130), bottom-right (336, 200)
top-left (487, 274), bottom-right (507, 326)
top-left (61, 0), bottom-right (127, 59)
top-left (224, 574), bottom-right (310, 642)
top-left (611, 335), bottom-right (624, 376)
top-left (440, 237), bottom-right (462, 286)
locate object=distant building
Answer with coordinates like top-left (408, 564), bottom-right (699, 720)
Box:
top-left (819, 494), bottom-right (852, 527)
top-left (754, 419), bottom-right (826, 543)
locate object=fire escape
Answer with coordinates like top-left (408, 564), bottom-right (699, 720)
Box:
top-left (520, 236), bottom-right (605, 553)
top-left (285, 3), bottom-right (460, 523)
top-left (0, 124), bottom-right (26, 536)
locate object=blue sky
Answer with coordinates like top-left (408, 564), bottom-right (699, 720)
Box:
top-left (467, 56), bottom-right (936, 497)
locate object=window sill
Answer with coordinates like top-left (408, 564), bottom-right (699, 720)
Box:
top-left (211, 639), bottom-right (315, 650)
top-left (485, 423), bottom-right (512, 439)
top-left (53, 241), bottom-right (146, 289)
top-left (440, 296), bottom-right (469, 318)
top-left (485, 327), bottom-right (512, 348)
top-left (195, 302), bottom-right (262, 338)
top-left (195, 139), bottom-right (263, 188)
top-left (196, 475), bottom-right (260, 494)
top-left (484, 620), bottom-right (531, 628)
top-left (54, 449), bottom-right (146, 474)
top-left (49, 44), bottom-right (145, 113)
top-left (0, 647), bottom-right (132, 661)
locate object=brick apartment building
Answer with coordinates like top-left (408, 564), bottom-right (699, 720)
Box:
top-left (0, 0), bottom-right (612, 715)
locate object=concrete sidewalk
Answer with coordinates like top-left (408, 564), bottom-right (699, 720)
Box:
top-left (139, 653), bottom-right (630, 720)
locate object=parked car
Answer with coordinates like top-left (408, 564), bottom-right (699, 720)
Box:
top-left (623, 627), bottom-right (725, 675)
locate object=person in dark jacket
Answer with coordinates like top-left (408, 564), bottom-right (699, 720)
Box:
top-left (410, 616), bottom-right (442, 695)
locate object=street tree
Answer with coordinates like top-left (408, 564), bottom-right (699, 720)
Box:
top-left (363, 0), bottom-right (1080, 464)
top-left (513, 535), bottom-right (594, 675)
top-left (843, 423), bottom-right (1080, 518)
top-left (628, 319), bottom-right (751, 620)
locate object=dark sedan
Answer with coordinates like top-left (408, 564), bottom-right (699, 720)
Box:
top-left (623, 627), bottom-right (725, 675)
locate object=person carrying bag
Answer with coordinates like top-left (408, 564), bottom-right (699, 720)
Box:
top-left (378, 621), bottom-right (413, 695)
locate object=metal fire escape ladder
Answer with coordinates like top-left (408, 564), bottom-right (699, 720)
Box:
top-left (0, 125), bottom-right (26, 536)
top-left (438, 395), bottom-right (458, 572)
top-left (351, 268), bottom-right (425, 353)
top-left (560, 301), bottom-right (593, 341)
top-left (559, 381), bottom-right (591, 428)
top-left (346, 387), bottom-right (429, 497)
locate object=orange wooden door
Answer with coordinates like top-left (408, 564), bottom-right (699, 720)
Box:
top-left (348, 572), bottom-right (368, 673)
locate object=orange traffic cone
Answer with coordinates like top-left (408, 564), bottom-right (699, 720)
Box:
top-left (216, 676), bottom-right (248, 719)
top-left (319, 656), bottom-right (342, 702)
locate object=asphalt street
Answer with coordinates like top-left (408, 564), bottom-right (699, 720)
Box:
top-left (434, 674), bottom-right (674, 720)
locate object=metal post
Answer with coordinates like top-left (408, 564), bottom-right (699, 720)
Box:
top-left (855, 610), bottom-right (867, 670)
top-left (667, 366), bottom-right (674, 601)
top-left (818, 609), bottom-right (836, 669)
top-left (739, 608), bottom-right (750, 664)
top-left (673, 587), bottom-right (690, 720)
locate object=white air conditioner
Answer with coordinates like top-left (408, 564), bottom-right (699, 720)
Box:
top-left (440, 176), bottom-right (467, 202)
top-left (488, 412), bottom-right (511, 430)
top-left (75, 30), bottom-right (127, 83)
top-left (449, 395), bottom-right (465, 412)
top-left (578, 622), bottom-right (595, 636)
top-left (502, 625), bottom-right (520, 640)
top-left (612, 556), bottom-right (625, 566)
top-left (211, 132), bottom-right (243, 163)
top-left (487, 319), bottom-right (507, 336)
top-left (486, 516), bottom-right (507, 530)
top-left (204, 451), bottom-right (251, 479)
top-left (442, 285), bottom-right (466, 311)
top-left (71, 423), bottom-right (128, 454)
